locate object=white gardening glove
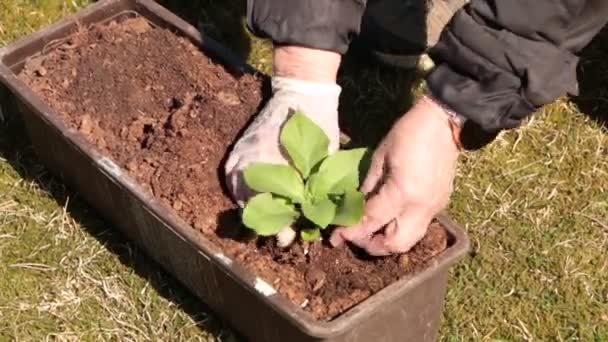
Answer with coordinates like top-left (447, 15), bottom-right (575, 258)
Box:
top-left (225, 76), bottom-right (341, 246)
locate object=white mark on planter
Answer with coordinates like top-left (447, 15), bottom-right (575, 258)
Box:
top-left (98, 157), bottom-right (122, 178)
top-left (254, 278), bottom-right (276, 296)
top-left (215, 253), bottom-right (232, 266)
top-left (300, 299), bottom-right (309, 308)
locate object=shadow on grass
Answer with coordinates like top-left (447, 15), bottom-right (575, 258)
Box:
top-left (573, 26), bottom-right (608, 130)
top-left (338, 53), bottom-right (419, 148)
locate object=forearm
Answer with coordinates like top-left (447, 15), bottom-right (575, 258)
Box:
top-left (273, 46), bottom-right (341, 83)
top-left (426, 0), bottom-right (608, 147)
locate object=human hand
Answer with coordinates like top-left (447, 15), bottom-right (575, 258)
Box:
top-left (225, 46), bottom-right (342, 246)
top-left (330, 95), bottom-right (461, 255)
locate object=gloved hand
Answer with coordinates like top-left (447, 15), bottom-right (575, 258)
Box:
top-left (330, 95), bottom-right (461, 255)
top-left (225, 76), bottom-right (342, 246)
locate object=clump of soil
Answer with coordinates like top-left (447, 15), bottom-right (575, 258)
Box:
top-left (19, 16), bottom-right (449, 320)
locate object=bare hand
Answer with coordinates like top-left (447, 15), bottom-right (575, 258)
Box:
top-left (330, 96), bottom-right (461, 255)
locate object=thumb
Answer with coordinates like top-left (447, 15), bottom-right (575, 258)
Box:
top-left (364, 207), bottom-right (431, 256)
top-left (360, 144), bottom-right (387, 195)
top-left (329, 177), bottom-right (404, 248)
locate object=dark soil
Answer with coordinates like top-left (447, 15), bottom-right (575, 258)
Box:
top-left (18, 16), bottom-right (449, 320)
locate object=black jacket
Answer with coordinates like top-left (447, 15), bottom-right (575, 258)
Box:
top-left (247, 0), bottom-right (608, 146)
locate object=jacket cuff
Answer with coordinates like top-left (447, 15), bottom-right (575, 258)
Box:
top-left (425, 6), bottom-right (579, 148)
top-left (247, 0), bottom-right (367, 54)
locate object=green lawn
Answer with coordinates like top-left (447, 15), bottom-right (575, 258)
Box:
top-left (1, 1), bottom-right (607, 341)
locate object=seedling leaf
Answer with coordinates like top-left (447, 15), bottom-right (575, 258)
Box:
top-left (300, 228), bottom-right (321, 241)
top-left (331, 149), bottom-right (372, 194)
top-left (243, 163), bottom-right (305, 203)
top-left (280, 111), bottom-right (329, 178)
top-left (304, 173), bottom-right (329, 202)
top-left (243, 193), bottom-right (298, 236)
top-left (332, 190), bottom-right (365, 226)
top-left (302, 197), bottom-right (337, 228)
top-left (307, 148), bottom-right (367, 198)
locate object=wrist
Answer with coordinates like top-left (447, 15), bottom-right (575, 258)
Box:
top-left (421, 94), bottom-right (465, 151)
top-left (273, 45), bottom-right (341, 83)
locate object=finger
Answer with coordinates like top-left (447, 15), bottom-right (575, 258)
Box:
top-left (364, 208), bottom-right (431, 256)
top-left (230, 173), bottom-right (250, 208)
top-left (225, 162), bottom-right (256, 208)
top-left (330, 178), bottom-right (405, 248)
top-left (276, 226), bottom-right (297, 248)
top-left (360, 143), bottom-right (387, 195)
top-left (224, 153), bottom-right (242, 202)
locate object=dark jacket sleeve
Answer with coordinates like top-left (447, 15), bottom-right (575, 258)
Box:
top-left (426, 0), bottom-right (608, 144)
top-left (247, 0), bottom-right (367, 54)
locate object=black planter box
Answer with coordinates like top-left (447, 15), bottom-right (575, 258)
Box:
top-left (0, 1), bottom-right (470, 341)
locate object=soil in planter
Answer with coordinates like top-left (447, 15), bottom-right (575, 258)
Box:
top-left (18, 16), bottom-right (449, 320)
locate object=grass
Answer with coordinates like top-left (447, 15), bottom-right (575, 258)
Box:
top-left (1, 0), bottom-right (607, 340)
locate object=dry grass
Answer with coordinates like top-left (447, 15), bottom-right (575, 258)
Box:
top-left (1, 1), bottom-right (608, 341)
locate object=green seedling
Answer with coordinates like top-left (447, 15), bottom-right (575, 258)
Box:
top-left (242, 111), bottom-right (368, 243)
